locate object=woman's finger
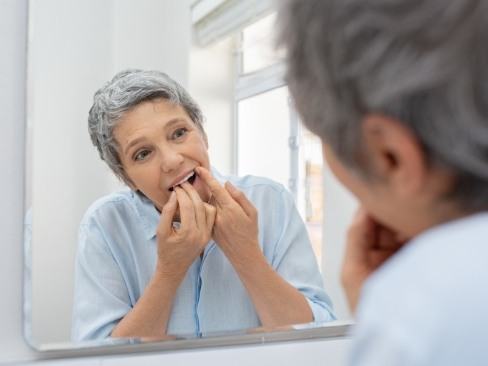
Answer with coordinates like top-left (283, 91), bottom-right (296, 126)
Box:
top-left (369, 248), bottom-right (398, 268)
top-left (225, 181), bottom-right (256, 218)
top-left (174, 186), bottom-right (196, 230)
top-left (348, 208), bottom-right (376, 246)
top-left (158, 192), bottom-right (178, 237)
top-left (180, 181), bottom-right (205, 229)
top-left (376, 226), bottom-right (401, 250)
top-left (345, 208), bottom-right (376, 264)
top-left (195, 167), bottom-right (233, 207)
top-left (203, 202), bottom-right (216, 234)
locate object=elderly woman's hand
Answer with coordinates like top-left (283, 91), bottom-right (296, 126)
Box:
top-left (195, 167), bottom-right (262, 268)
top-left (155, 183), bottom-right (216, 282)
top-left (341, 207), bottom-right (406, 313)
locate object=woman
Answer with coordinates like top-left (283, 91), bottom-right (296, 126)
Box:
top-left (72, 69), bottom-right (335, 341)
top-left (279, 0), bottom-right (488, 364)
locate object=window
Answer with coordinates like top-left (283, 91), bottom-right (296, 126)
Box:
top-left (241, 13), bottom-right (284, 74)
top-left (237, 86), bottom-right (290, 188)
top-left (234, 14), bottom-right (324, 265)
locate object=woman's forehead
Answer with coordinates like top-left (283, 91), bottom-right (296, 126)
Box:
top-left (126, 99), bottom-right (188, 121)
top-left (117, 100), bottom-right (189, 131)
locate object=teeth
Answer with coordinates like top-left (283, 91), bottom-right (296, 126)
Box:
top-left (173, 171), bottom-right (195, 187)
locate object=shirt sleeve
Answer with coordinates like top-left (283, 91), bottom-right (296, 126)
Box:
top-left (269, 186), bottom-right (336, 323)
top-left (347, 257), bottom-right (435, 366)
top-left (71, 220), bottom-right (132, 341)
top-left (348, 293), bottom-right (422, 366)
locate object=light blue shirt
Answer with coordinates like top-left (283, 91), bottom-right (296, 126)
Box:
top-left (72, 170), bottom-right (335, 341)
top-left (349, 213), bottom-right (488, 366)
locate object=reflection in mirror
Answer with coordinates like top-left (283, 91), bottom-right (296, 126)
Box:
top-left (25, 0), bottom-right (354, 351)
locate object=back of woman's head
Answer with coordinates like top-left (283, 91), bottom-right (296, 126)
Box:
top-left (279, 0), bottom-right (488, 211)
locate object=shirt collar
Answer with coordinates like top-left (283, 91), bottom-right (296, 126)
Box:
top-left (410, 211), bottom-right (488, 247)
top-left (131, 190), bottom-right (160, 241)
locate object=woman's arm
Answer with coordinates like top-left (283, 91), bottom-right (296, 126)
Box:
top-left (110, 268), bottom-right (181, 338)
top-left (228, 245), bottom-right (314, 327)
top-left (112, 188), bottom-right (216, 338)
top-left (196, 167), bottom-right (314, 327)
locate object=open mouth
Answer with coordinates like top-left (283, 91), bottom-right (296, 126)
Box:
top-left (168, 170), bottom-right (196, 191)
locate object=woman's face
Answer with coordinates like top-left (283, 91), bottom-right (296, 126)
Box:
top-left (114, 98), bottom-right (211, 211)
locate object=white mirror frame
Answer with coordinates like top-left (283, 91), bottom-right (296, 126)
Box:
top-left (17, 0), bottom-right (355, 359)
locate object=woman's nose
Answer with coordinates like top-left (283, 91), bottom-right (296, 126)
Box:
top-left (159, 147), bottom-right (184, 173)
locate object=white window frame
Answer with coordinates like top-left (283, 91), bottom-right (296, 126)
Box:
top-left (233, 59), bottom-right (301, 199)
top-left (192, 0), bottom-right (275, 46)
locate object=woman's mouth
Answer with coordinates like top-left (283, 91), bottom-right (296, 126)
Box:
top-left (168, 170), bottom-right (196, 191)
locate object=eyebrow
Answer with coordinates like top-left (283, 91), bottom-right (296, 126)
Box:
top-left (123, 118), bottom-right (189, 156)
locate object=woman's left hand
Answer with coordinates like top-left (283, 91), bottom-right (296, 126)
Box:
top-left (196, 167), bottom-right (315, 327)
top-left (195, 167), bottom-right (262, 267)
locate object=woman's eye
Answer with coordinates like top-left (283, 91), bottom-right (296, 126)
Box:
top-left (172, 127), bottom-right (188, 140)
top-left (134, 149), bottom-right (151, 161)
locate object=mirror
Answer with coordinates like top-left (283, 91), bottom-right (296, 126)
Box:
top-left (24, 0), bottom-right (355, 351)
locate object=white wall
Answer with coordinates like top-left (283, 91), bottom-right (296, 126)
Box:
top-left (28, 0), bottom-right (192, 345)
top-left (29, 0), bottom-right (116, 344)
top-left (322, 167), bottom-right (357, 320)
top-left (189, 37), bottom-right (236, 175)
top-left (111, 0), bottom-right (190, 84)
top-left (0, 0), bottom-right (36, 362)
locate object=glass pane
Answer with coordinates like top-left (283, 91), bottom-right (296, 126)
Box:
top-left (237, 86), bottom-right (290, 188)
top-left (241, 13), bottom-right (284, 74)
top-left (299, 127), bottom-right (324, 264)
top-left (237, 87), bottom-right (324, 266)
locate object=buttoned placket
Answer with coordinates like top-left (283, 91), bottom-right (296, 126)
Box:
top-left (193, 241), bottom-right (216, 336)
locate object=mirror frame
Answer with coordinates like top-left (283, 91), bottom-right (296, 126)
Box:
top-left (22, 0), bottom-right (354, 356)
top-left (24, 318), bottom-right (351, 358)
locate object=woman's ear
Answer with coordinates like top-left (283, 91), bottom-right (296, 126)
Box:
top-left (361, 114), bottom-right (427, 198)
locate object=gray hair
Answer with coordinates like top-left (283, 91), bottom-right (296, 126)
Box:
top-left (278, 0), bottom-right (488, 211)
top-left (88, 69), bottom-right (205, 186)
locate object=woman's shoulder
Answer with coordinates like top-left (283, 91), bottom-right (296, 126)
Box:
top-left (80, 189), bottom-right (141, 225)
top-left (215, 169), bottom-right (287, 196)
top-left (215, 171), bottom-right (295, 213)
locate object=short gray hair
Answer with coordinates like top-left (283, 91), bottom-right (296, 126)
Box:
top-left (88, 69), bottom-right (205, 186)
top-left (279, 0), bottom-right (488, 211)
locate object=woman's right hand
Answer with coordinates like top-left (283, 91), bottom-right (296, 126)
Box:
top-left (155, 182), bottom-right (216, 282)
top-left (341, 207), bottom-right (406, 313)
top-left (111, 183), bottom-right (215, 339)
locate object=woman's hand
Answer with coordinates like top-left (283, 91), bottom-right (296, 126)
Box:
top-left (194, 166), bottom-right (315, 327)
top-left (155, 182), bottom-right (216, 282)
top-left (195, 167), bottom-right (262, 268)
top-left (342, 207), bottom-right (406, 313)
top-left (111, 183), bottom-right (216, 339)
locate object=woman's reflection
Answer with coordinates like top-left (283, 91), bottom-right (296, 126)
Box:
top-left (71, 69), bottom-right (335, 341)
